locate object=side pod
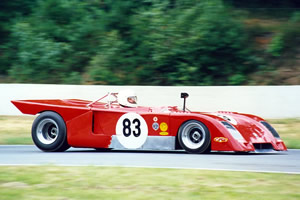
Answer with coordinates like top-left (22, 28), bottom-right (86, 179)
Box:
top-left (66, 111), bottom-right (111, 148)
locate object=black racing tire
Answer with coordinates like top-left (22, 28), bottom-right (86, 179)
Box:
top-left (178, 120), bottom-right (211, 154)
top-left (31, 111), bottom-right (70, 152)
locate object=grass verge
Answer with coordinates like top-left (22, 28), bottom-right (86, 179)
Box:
top-left (0, 166), bottom-right (299, 200)
top-left (0, 116), bottom-right (34, 145)
top-left (0, 116), bottom-right (300, 149)
top-left (268, 118), bottom-right (300, 149)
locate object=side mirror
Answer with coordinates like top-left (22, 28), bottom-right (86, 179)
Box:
top-left (181, 93), bottom-right (189, 99)
top-left (181, 92), bottom-right (189, 112)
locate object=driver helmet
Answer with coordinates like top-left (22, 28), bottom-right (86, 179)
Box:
top-left (118, 89), bottom-right (137, 107)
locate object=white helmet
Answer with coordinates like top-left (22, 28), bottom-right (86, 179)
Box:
top-left (118, 89), bottom-right (137, 107)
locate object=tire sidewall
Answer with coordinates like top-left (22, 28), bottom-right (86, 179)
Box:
top-left (32, 111), bottom-right (67, 152)
top-left (178, 120), bottom-right (211, 154)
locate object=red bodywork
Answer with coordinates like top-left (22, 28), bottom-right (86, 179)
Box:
top-left (11, 98), bottom-right (287, 152)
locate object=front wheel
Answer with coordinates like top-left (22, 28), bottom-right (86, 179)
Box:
top-left (32, 111), bottom-right (70, 152)
top-left (178, 120), bottom-right (211, 154)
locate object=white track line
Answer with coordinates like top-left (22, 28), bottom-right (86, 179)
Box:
top-left (0, 164), bottom-right (299, 174)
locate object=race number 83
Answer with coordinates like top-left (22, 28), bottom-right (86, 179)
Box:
top-left (116, 113), bottom-right (148, 149)
top-left (123, 118), bottom-right (141, 137)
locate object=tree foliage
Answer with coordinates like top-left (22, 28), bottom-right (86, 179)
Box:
top-left (87, 0), bottom-right (257, 85)
top-left (8, 0), bottom-right (104, 83)
top-left (0, 0), bottom-right (298, 85)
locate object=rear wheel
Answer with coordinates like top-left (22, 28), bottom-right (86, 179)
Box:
top-left (32, 111), bottom-right (70, 152)
top-left (178, 120), bottom-right (211, 154)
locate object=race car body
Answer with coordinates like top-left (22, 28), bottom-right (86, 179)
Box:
top-left (11, 92), bottom-right (287, 153)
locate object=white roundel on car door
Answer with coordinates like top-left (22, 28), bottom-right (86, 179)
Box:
top-left (115, 113), bottom-right (148, 149)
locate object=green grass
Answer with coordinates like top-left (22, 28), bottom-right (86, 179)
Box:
top-left (0, 116), bottom-right (34, 145)
top-left (269, 118), bottom-right (300, 149)
top-left (0, 116), bottom-right (300, 149)
top-left (0, 166), bottom-right (299, 200)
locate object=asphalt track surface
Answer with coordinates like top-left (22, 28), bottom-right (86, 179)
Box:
top-left (1, 145), bottom-right (299, 174)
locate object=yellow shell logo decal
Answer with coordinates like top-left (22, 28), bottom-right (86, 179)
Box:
top-left (214, 137), bottom-right (228, 143)
top-left (160, 122), bottom-right (168, 132)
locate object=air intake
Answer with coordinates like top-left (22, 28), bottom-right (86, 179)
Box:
top-left (253, 143), bottom-right (274, 150)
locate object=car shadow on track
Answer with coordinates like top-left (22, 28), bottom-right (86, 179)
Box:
top-left (64, 148), bottom-right (287, 156)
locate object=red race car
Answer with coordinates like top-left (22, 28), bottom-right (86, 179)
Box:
top-left (11, 90), bottom-right (287, 153)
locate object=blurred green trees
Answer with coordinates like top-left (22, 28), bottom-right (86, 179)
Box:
top-left (0, 0), bottom-right (299, 85)
top-left (7, 0), bottom-right (104, 83)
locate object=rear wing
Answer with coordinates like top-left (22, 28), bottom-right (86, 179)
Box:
top-left (11, 99), bottom-right (91, 121)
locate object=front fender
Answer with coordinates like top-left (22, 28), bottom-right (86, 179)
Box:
top-left (170, 113), bottom-right (254, 152)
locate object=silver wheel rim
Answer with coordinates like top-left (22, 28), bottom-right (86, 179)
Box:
top-left (181, 122), bottom-right (206, 149)
top-left (36, 118), bottom-right (59, 145)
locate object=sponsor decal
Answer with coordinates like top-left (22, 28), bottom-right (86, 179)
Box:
top-left (153, 117), bottom-right (158, 122)
top-left (214, 137), bottom-right (228, 143)
top-left (152, 122), bottom-right (159, 131)
top-left (116, 113), bottom-right (148, 149)
top-left (159, 132), bottom-right (169, 136)
top-left (160, 122), bottom-right (168, 132)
